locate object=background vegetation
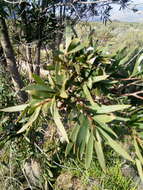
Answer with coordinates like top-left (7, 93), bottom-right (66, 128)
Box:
top-left (0, 0), bottom-right (143, 190)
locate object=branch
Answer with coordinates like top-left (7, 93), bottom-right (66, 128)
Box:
top-left (121, 90), bottom-right (143, 100)
top-left (3, 0), bottom-right (23, 4)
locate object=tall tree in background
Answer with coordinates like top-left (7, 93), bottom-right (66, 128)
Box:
top-left (12, 0), bottom-right (132, 75)
top-left (0, 4), bottom-right (27, 103)
top-left (0, 0), bottom-right (132, 101)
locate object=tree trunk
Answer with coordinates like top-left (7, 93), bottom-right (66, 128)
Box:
top-left (0, 17), bottom-right (27, 103)
top-left (26, 46), bottom-right (33, 82)
top-left (34, 41), bottom-right (41, 76)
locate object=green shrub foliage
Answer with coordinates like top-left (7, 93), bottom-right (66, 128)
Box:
top-left (1, 37), bottom-right (143, 182)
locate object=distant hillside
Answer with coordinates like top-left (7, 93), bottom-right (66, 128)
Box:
top-left (75, 21), bottom-right (143, 55)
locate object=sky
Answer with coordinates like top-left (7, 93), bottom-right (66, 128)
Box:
top-left (110, 0), bottom-right (143, 22)
top-left (89, 0), bottom-right (143, 22)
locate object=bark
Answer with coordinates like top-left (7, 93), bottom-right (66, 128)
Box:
top-left (26, 46), bottom-right (33, 81)
top-left (19, 3), bottom-right (34, 81)
top-left (34, 0), bottom-right (48, 76)
top-left (0, 17), bottom-right (28, 103)
top-left (34, 41), bottom-right (41, 76)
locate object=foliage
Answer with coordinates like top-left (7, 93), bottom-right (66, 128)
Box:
top-left (54, 155), bottom-right (137, 190)
top-left (1, 1), bottom-right (143, 189)
top-left (0, 65), bottom-right (14, 108)
top-left (76, 21), bottom-right (143, 55)
top-left (2, 36), bottom-right (143, 182)
top-left (1, 18), bottom-right (143, 189)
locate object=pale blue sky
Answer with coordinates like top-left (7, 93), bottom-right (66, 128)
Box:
top-left (110, 0), bottom-right (143, 22)
top-left (88, 0), bottom-right (143, 22)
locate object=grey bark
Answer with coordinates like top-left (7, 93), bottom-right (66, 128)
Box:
top-left (26, 46), bottom-right (33, 81)
top-left (34, 41), bottom-right (41, 76)
top-left (0, 17), bottom-right (27, 103)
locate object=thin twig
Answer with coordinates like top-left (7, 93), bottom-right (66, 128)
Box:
top-left (121, 90), bottom-right (143, 100)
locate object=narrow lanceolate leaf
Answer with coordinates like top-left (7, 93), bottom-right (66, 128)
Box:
top-left (24, 84), bottom-right (54, 92)
top-left (98, 128), bottom-right (133, 162)
top-left (136, 159), bottom-right (143, 183)
top-left (67, 43), bottom-right (85, 54)
top-left (42, 102), bottom-right (51, 115)
top-left (95, 130), bottom-right (106, 172)
top-left (91, 104), bottom-right (130, 114)
top-left (115, 116), bottom-right (130, 121)
top-left (94, 118), bottom-right (117, 138)
top-left (52, 104), bottom-right (69, 143)
top-left (16, 106), bottom-right (29, 123)
top-left (85, 128), bottom-right (90, 144)
top-left (70, 125), bottom-right (80, 143)
top-left (83, 84), bottom-right (99, 107)
top-left (17, 106), bottom-right (41, 134)
top-left (50, 97), bottom-right (55, 115)
top-left (134, 138), bottom-right (143, 165)
top-left (93, 114), bottom-right (116, 123)
top-left (32, 74), bottom-right (45, 85)
top-left (92, 75), bottom-right (109, 83)
top-left (132, 53), bottom-right (143, 76)
top-left (65, 142), bottom-right (73, 156)
top-left (0, 104), bottom-right (29, 112)
top-left (85, 130), bottom-right (94, 169)
top-left (65, 24), bottom-right (72, 50)
top-left (79, 140), bottom-right (86, 159)
top-left (65, 125), bottom-right (80, 157)
top-left (67, 38), bottom-right (80, 52)
top-left (77, 115), bottom-right (89, 146)
top-left (60, 75), bottom-right (68, 98)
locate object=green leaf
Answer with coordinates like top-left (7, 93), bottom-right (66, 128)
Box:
top-left (31, 91), bottom-right (53, 99)
top-left (30, 99), bottom-right (42, 106)
top-left (135, 123), bottom-right (143, 129)
top-left (70, 125), bottom-right (80, 143)
top-left (94, 114), bottom-right (116, 123)
top-left (42, 102), bottom-right (51, 114)
top-left (94, 118), bottom-right (117, 138)
top-left (115, 116), bottom-right (130, 121)
top-left (48, 73), bottom-right (55, 88)
top-left (85, 130), bottom-right (94, 169)
top-left (85, 128), bottom-right (90, 144)
top-left (139, 132), bottom-right (143, 139)
top-left (65, 142), bottom-right (73, 156)
top-left (95, 131), bottom-right (106, 172)
top-left (45, 65), bottom-right (55, 71)
top-left (67, 43), bottom-right (85, 54)
top-left (79, 140), bottom-right (86, 159)
top-left (65, 24), bottom-right (72, 50)
top-left (132, 53), bottom-right (143, 76)
top-left (88, 57), bottom-right (96, 65)
top-left (16, 106), bottom-right (29, 123)
top-left (98, 128), bottom-right (133, 161)
top-left (136, 159), bottom-right (143, 183)
top-left (17, 106), bottom-right (42, 134)
top-left (77, 115), bottom-right (89, 146)
top-left (52, 103), bottom-right (69, 143)
top-left (87, 77), bottom-right (93, 89)
top-left (32, 74), bottom-right (45, 85)
top-left (24, 84), bottom-right (54, 92)
top-left (91, 104), bottom-right (130, 114)
top-left (83, 84), bottom-right (99, 107)
top-left (47, 169), bottom-right (53, 178)
top-left (0, 104), bottom-right (29, 112)
top-left (134, 138), bottom-right (143, 165)
top-left (60, 74), bottom-right (68, 98)
top-left (67, 38), bottom-right (80, 52)
top-left (92, 75), bottom-right (109, 83)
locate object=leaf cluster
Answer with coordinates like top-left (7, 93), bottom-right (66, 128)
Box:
top-left (2, 37), bottom-right (143, 176)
